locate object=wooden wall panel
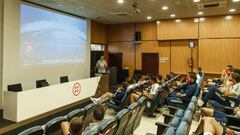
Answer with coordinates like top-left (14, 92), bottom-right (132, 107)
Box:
top-left (157, 18), bottom-right (198, 40)
top-left (91, 21), bottom-right (106, 44)
top-left (135, 22), bottom-right (157, 41)
top-left (135, 41), bottom-right (171, 77)
top-left (108, 42), bottom-right (135, 76)
top-left (199, 39), bottom-right (240, 73)
top-left (199, 15), bottom-right (240, 38)
top-left (107, 23), bottom-right (135, 42)
top-left (170, 40), bottom-right (198, 74)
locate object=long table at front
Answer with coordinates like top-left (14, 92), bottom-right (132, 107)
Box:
top-left (3, 76), bottom-right (101, 122)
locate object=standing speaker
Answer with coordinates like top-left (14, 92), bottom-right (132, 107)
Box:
top-left (135, 32), bottom-right (141, 41)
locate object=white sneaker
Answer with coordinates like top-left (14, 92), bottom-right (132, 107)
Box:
top-left (90, 97), bottom-right (98, 104)
top-left (197, 99), bottom-right (204, 107)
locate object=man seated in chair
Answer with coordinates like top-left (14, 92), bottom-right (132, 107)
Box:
top-left (198, 72), bottom-right (240, 108)
top-left (130, 75), bottom-right (160, 103)
top-left (83, 104), bottom-right (105, 132)
top-left (166, 73), bottom-right (197, 109)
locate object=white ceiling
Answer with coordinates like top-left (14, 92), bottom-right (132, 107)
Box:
top-left (24, 0), bottom-right (240, 24)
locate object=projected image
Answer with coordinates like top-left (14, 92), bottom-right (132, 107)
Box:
top-left (20, 4), bottom-right (87, 66)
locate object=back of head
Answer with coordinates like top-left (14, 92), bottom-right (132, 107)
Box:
top-left (188, 72), bottom-right (197, 83)
top-left (122, 82), bottom-right (129, 90)
top-left (69, 117), bottom-right (83, 135)
top-left (196, 67), bottom-right (202, 72)
top-left (232, 72), bottom-right (240, 83)
top-left (93, 104), bottom-right (105, 122)
top-left (150, 75), bottom-right (157, 83)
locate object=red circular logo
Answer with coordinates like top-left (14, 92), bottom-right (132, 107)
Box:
top-left (72, 83), bottom-right (81, 96)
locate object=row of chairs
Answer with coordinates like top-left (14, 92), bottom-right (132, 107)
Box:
top-left (18, 102), bottom-right (95, 135)
top-left (82, 96), bottom-right (147, 135)
top-left (155, 73), bottom-right (205, 135)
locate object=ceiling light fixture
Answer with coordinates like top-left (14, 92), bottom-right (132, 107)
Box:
top-left (199, 17), bottom-right (205, 21)
top-left (147, 16), bottom-right (152, 20)
top-left (175, 19), bottom-right (181, 22)
top-left (198, 12), bottom-right (203, 15)
top-left (156, 20), bottom-right (160, 24)
top-left (193, 0), bottom-right (200, 2)
top-left (232, 0), bottom-right (240, 2)
top-left (229, 9), bottom-right (236, 12)
top-left (225, 15), bottom-right (233, 20)
top-left (117, 0), bottom-right (124, 4)
top-left (170, 14), bottom-right (176, 17)
top-left (162, 6), bottom-right (168, 10)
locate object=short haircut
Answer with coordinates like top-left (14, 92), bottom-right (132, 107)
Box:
top-left (188, 73), bottom-right (197, 82)
top-left (196, 67), bottom-right (202, 72)
top-left (121, 82), bottom-right (129, 90)
top-left (93, 104), bottom-right (105, 121)
top-left (232, 72), bottom-right (240, 83)
top-left (69, 117), bottom-right (83, 135)
top-left (227, 65), bottom-right (233, 68)
top-left (150, 75), bottom-right (157, 82)
top-left (157, 74), bottom-right (163, 81)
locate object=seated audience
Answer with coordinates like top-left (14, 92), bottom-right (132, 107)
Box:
top-left (198, 72), bottom-right (240, 108)
top-left (61, 117), bottom-right (84, 135)
top-left (84, 104), bottom-right (105, 132)
top-left (156, 74), bottom-right (163, 85)
top-left (166, 73), bottom-right (197, 109)
top-left (90, 82), bottom-right (129, 104)
top-left (130, 75), bottom-right (160, 103)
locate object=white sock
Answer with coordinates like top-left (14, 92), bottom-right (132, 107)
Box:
top-left (203, 132), bottom-right (213, 135)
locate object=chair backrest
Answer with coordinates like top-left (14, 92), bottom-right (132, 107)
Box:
top-left (119, 89), bottom-right (131, 108)
top-left (18, 126), bottom-right (43, 135)
top-left (8, 83), bottom-right (23, 92)
top-left (98, 118), bottom-right (118, 135)
top-left (83, 103), bottom-right (95, 128)
top-left (133, 97), bottom-right (147, 131)
top-left (186, 102), bottom-right (196, 112)
top-left (44, 116), bottom-right (66, 135)
top-left (60, 76), bottom-right (69, 83)
top-left (163, 127), bottom-right (175, 135)
top-left (181, 110), bottom-right (193, 123)
top-left (175, 121), bottom-right (189, 135)
top-left (115, 109), bottom-right (130, 135)
top-left (82, 127), bottom-right (98, 135)
top-left (124, 102), bottom-right (141, 135)
top-left (169, 117), bottom-right (181, 128)
top-left (67, 108), bottom-right (84, 121)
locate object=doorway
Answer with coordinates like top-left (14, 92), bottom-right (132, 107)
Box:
top-left (142, 53), bottom-right (159, 75)
top-left (108, 53), bottom-right (123, 83)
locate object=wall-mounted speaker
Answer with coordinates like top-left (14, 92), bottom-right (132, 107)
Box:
top-left (135, 32), bottom-right (141, 41)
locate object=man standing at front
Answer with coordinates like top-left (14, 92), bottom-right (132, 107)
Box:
top-left (96, 56), bottom-right (107, 75)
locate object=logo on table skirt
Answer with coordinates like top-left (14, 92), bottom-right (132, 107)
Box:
top-left (72, 83), bottom-right (81, 96)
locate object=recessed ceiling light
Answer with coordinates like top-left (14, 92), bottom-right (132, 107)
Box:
top-left (170, 14), bottom-right (176, 17)
top-left (232, 0), bottom-right (240, 2)
top-left (198, 12), bottom-right (203, 15)
top-left (147, 16), bottom-right (152, 20)
top-left (117, 0), bottom-right (124, 4)
top-left (162, 6), bottom-right (168, 10)
top-left (225, 15), bottom-right (233, 20)
top-left (193, 0), bottom-right (200, 2)
top-left (229, 9), bottom-right (236, 12)
top-left (199, 17), bottom-right (205, 21)
top-left (175, 19), bottom-right (181, 22)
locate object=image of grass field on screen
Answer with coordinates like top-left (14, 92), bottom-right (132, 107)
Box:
top-left (20, 4), bottom-right (87, 66)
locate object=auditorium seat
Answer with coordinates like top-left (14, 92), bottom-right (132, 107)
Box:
top-left (114, 109), bottom-right (130, 135)
top-left (123, 102), bottom-right (141, 135)
top-left (44, 116), bottom-right (66, 135)
top-left (175, 121), bottom-right (189, 135)
top-left (83, 103), bottom-right (95, 128)
top-left (98, 118), bottom-right (118, 135)
top-left (107, 88), bottom-right (131, 111)
top-left (82, 127), bottom-right (98, 135)
top-left (18, 125), bottom-right (44, 135)
top-left (67, 108), bottom-right (84, 121)
top-left (133, 96), bottom-right (147, 131)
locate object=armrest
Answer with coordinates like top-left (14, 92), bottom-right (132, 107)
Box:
top-left (167, 105), bottom-right (183, 115)
top-left (155, 122), bottom-right (176, 135)
top-left (224, 107), bottom-right (234, 115)
top-left (226, 115), bottom-right (240, 127)
top-left (228, 126), bottom-right (240, 131)
top-left (224, 96), bottom-right (240, 104)
top-left (163, 113), bottom-right (177, 124)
